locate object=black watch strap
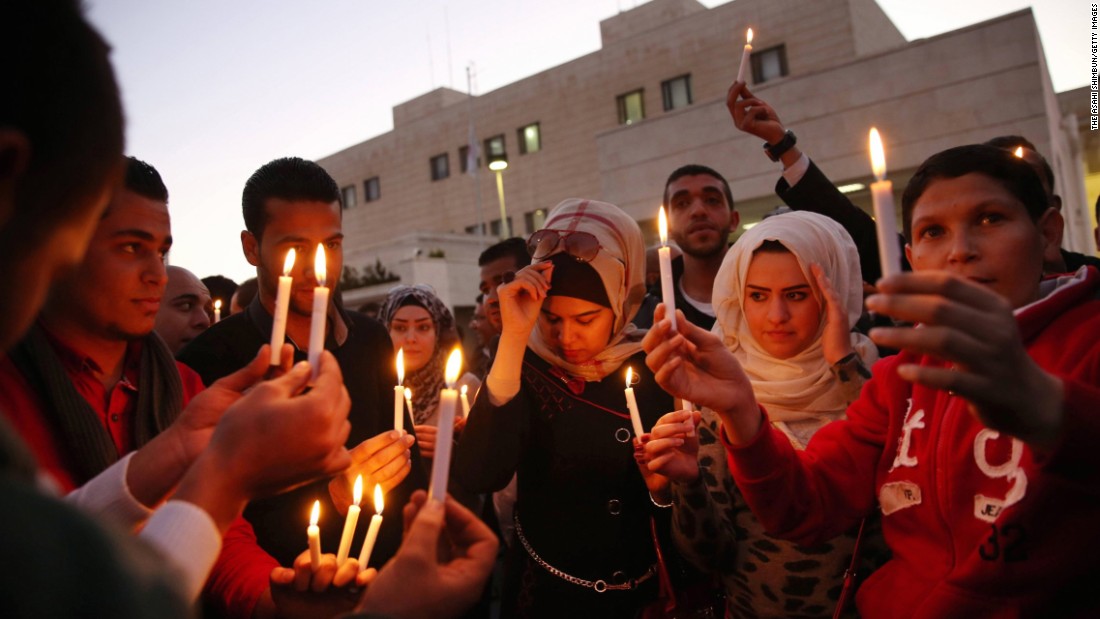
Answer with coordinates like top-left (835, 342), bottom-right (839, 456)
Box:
top-left (764, 130), bottom-right (797, 162)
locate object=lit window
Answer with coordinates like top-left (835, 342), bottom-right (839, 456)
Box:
top-left (484, 135), bottom-right (506, 158)
top-left (341, 185), bottom-right (356, 209)
top-left (751, 45), bottom-right (788, 84)
top-left (661, 75), bottom-right (692, 111)
top-left (617, 89), bottom-right (645, 125)
top-left (364, 177), bottom-right (380, 202)
top-left (430, 154), bottom-right (449, 181)
top-left (518, 123), bottom-right (541, 154)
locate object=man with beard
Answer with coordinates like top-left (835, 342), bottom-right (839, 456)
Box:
top-left (654, 164), bottom-right (740, 330)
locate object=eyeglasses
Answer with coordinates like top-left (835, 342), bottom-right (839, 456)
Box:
top-left (527, 229), bottom-right (601, 263)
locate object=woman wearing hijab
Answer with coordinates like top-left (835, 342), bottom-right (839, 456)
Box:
top-left (645, 211), bottom-right (881, 618)
top-left (455, 199), bottom-right (673, 618)
top-left (379, 285), bottom-right (479, 461)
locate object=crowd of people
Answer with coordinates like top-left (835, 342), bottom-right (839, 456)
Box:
top-left (2, 2), bottom-right (1100, 618)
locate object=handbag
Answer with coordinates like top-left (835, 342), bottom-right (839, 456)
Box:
top-left (832, 517), bottom-right (868, 619)
top-left (639, 516), bottom-right (723, 619)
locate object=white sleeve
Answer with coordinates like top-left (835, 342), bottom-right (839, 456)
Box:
top-left (65, 452), bottom-right (155, 531)
top-left (781, 152), bottom-right (811, 187)
top-left (139, 500), bottom-right (222, 601)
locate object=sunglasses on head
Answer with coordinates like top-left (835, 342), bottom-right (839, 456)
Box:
top-left (527, 229), bottom-right (601, 263)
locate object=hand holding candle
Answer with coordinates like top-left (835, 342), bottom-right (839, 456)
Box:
top-left (658, 206), bottom-right (678, 332)
top-left (869, 128), bottom-right (902, 279)
top-left (736, 28), bottom-right (753, 83)
top-left (624, 367), bottom-right (645, 438)
top-left (307, 243), bottom-right (330, 382)
top-left (336, 475), bottom-right (363, 566)
top-left (428, 348), bottom-right (463, 502)
top-left (357, 484), bottom-right (385, 572)
top-left (307, 500), bottom-right (322, 571)
top-left (394, 349), bottom-right (405, 432)
top-left (270, 248), bottom-right (296, 365)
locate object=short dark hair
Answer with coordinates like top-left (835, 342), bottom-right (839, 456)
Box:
top-left (234, 277), bottom-right (258, 309)
top-left (663, 164), bottom-right (735, 212)
top-left (0, 0), bottom-right (124, 248)
top-left (901, 144), bottom-right (1048, 242)
top-left (201, 275), bottom-right (238, 306)
top-left (983, 135), bottom-right (1055, 192)
top-left (242, 157), bottom-right (340, 239)
top-left (478, 237), bottom-right (530, 269)
top-left (123, 156), bottom-right (168, 202)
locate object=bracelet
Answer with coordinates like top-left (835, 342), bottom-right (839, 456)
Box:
top-left (649, 492), bottom-right (673, 508)
top-left (832, 352), bottom-right (871, 383)
top-left (764, 129), bottom-right (797, 162)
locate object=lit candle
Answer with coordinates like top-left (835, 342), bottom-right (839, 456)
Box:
top-left (357, 484), bottom-right (385, 572)
top-left (1014, 146), bottom-right (1024, 158)
top-left (213, 299), bottom-right (222, 323)
top-left (736, 28), bottom-right (753, 83)
top-left (394, 349), bottom-right (405, 433)
top-left (658, 206), bottom-right (677, 332)
top-left (624, 367), bottom-right (645, 438)
top-left (307, 243), bottom-right (330, 382)
top-left (270, 248), bottom-right (296, 365)
top-left (428, 348), bottom-right (463, 502)
top-left (869, 128), bottom-right (901, 279)
top-left (307, 500), bottom-right (321, 572)
top-left (336, 475), bottom-right (363, 566)
top-left (404, 388), bottom-right (413, 422)
top-left (460, 384), bottom-right (471, 418)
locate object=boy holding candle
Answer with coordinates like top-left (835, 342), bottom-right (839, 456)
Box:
top-left (643, 144), bottom-right (1100, 617)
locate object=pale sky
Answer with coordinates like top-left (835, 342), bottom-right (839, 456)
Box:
top-left (85, 0), bottom-right (1089, 283)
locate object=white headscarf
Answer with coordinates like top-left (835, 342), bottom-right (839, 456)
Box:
top-left (526, 198), bottom-right (648, 381)
top-left (712, 211), bottom-right (876, 423)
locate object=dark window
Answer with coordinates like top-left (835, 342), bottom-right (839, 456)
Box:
top-left (430, 153), bottom-right (450, 181)
top-left (518, 123), bottom-right (541, 154)
top-left (751, 45), bottom-right (788, 84)
top-left (617, 89), bottom-right (645, 125)
top-left (524, 209), bottom-right (547, 234)
top-left (364, 177), bottom-right (380, 202)
top-left (484, 135), bottom-right (506, 158)
top-left (661, 75), bottom-right (692, 111)
top-left (459, 146), bottom-right (480, 173)
top-left (341, 185), bottom-right (356, 209)
top-left (489, 217), bottom-right (514, 237)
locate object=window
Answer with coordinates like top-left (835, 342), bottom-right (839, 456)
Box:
top-left (489, 217), bottom-right (514, 238)
top-left (751, 45), bottom-right (788, 84)
top-left (459, 146), bottom-right (479, 173)
top-left (341, 185), bottom-right (356, 209)
top-left (518, 123), bottom-right (541, 154)
top-left (363, 177), bottom-right (380, 202)
top-left (524, 209), bottom-right (547, 234)
top-left (661, 75), bottom-right (692, 111)
top-left (430, 153), bottom-right (449, 181)
top-left (484, 135), bottom-right (506, 159)
top-left (617, 89), bottom-right (645, 125)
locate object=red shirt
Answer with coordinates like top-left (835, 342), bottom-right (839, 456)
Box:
top-left (0, 331), bottom-right (205, 492)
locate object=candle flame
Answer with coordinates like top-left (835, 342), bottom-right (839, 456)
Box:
top-left (373, 484), bottom-right (384, 514)
top-left (353, 474), bottom-right (363, 506)
top-left (1014, 146), bottom-right (1024, 158)
top-left (746, 28), bottom-right (753, 44)
top-left (283, 248), bottom-right (296, 276)
top-left (626, 366), bottom-right (634, 387)
top-left (404, 387), bottom-right (412, 401)
top-left (314, 243), bottom-right (327, 287)
top-left (445, 347), bottom-right (463, 387)
top-left (658, 206), bottom-right (669, 246)
top-left (869, 127), bottom-right (886, 182)
top-left (461, 384), bottom-right (468, 396)
top-left (396, 348), bottom-right (405, 385)
top-left (214, 299), bottom-right (222, 310)
top-left (309, 500), bottom-right (320, 526)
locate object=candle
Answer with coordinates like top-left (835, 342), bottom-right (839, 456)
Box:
top-left (428, 348), bottom-right (463, 502)
top-left (307, 500), bottom-right (321, 572)
top-left (307, 243), bottom-right (330, 382)
top-left (736, 28), bottom-right (753, 83)
top-left (658, 206), bottom-right (678, 332)
top-left (213, 299), bottom-right (222, 323)
top-left (270, 248), bottom-right (296, 365)
top-left (394, 348), bottom-right (405, 433)
top-left (681, 398), bottom-right (695, 437)
top-left (869, 128), bottom-right (902, 279)
top-left (404, 388), bottom-right (413, 422)
top-left (336, 475), bottom-right (363, 566)
top-left (357, 484), bottom-right (385, 572)
top-left (460, 384), bottom-right (471, 418)
top-left (1014, 146), bottom-right (1024, 158)
top-left (624, 367), bottom-right (645, 438)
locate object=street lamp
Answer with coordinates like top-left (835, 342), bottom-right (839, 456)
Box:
top-left (488, 154), bottom-right (510, 238)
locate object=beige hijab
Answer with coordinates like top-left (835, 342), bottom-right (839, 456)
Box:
top-left (712, 211), bottom-right (876, 423)
top-left (526, 199), bottom-right (648, 382)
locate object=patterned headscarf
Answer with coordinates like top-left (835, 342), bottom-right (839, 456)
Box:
top-left (526, 198), bottom-right (648, 381)
top-left (711, 211), bottom-right (877, 423)
top-left (380, 285), bottom-right (458, 425)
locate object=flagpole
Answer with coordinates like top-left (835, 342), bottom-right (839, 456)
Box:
top-left (467, 65), bottom-right (487, 248)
